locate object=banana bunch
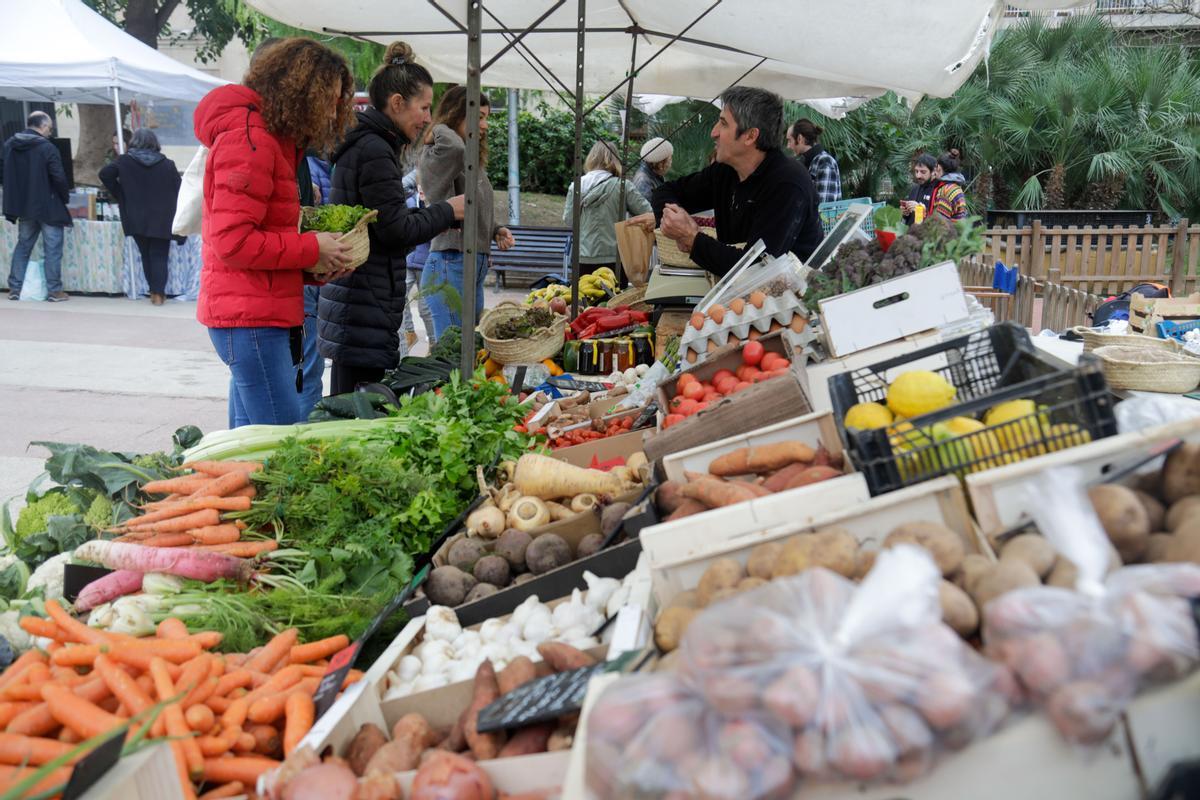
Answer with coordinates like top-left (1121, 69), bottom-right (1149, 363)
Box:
top-left (525, 283), bottom-right (573, 305)
top-left (580, 268), bottom-right (617, 299)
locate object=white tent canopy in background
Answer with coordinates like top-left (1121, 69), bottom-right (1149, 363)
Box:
top-left (0, 0), bottom-right (226, 105)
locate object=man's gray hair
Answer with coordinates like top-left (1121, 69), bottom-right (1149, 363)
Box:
top-left (27, 111), bottom-right (51, 130)
top-left (719, 86), bottom-right (783, 152)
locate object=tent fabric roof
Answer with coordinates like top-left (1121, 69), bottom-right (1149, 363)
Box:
top-left (244, 0), bottom-right (1092, 111)
top-left (0, 0), bottom-right (227, 105)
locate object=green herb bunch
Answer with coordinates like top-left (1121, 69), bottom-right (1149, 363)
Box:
top-left (301, 204), bottom-right (372, 233)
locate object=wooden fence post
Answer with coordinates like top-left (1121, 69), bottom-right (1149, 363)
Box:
top-left (1171, 217), bottom-right (1190, 296)
top-left (1030, 220), bottom-right (1044, 282)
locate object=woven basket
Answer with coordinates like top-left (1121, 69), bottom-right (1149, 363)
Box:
top-left (655, 228), bottom-right (718, 268)
top-left (1093, 345), bottom-right (1200, 393)
top-left (1071, 326), bottom-right (1183, 355)
top-left (479, 300), bottom-right (567, 364)
top-left (302, 208), bottom-right (378, 273)
top-left (605, 284), bottom-right (651, 313)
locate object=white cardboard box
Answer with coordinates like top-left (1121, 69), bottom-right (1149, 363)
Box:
top-left (1124, 670), bottom-right (1200, 792)
top-left (80, 743), bottom-right (181, 800)
top-left (818, 261), bottom-right (968, 359)
top-left (803, 330), bottom-right (942, 414)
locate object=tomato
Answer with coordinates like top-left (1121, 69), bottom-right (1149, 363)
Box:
top-left (770, 368), bottom-right (790, 378)
top-left (773, 359), bottom-right (791, 370)
top-left (733, 381), bottom-right (751, 393)
top-left (670, 396), bottom-right (685, 412)
top-left (751, 371), bottom-right (772, 383)
top-left (677, 398), bottom-right (700, 416)
top-left (735, 365), bottom-right (754, 382)
top-left (715, 376), bottom-right (738, 395)
top-left (682, 381), bottom-right (705, 401)
top-left (702, 391), bottom-right (719, 403)
top-left (696, 402), bottom-right (710, 412)
top-left (742, 340), bottom-right (765, 366)
top-left (712, 369), bottom-right (735, 384)
top-left (759, 353), bottom-right (782, 371)
top-left (663, 413), bottom-right (685, 429)
top-left (676, 374), bottom-right (698, 393)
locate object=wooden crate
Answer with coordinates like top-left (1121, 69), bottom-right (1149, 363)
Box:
top-left (802, 330), bottom-right (941, 414)
top-left (79, 743), bottom-right (181, 800)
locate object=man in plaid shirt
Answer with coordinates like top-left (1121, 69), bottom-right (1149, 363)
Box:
top-left (787, 119), bottom-right (842, 204)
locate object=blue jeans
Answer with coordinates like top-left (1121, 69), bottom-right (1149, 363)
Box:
top-left (208, 327), bottom-right (303, 429)
top-left (8, 219), bottom-right (64, 295)
top-left (300, 286), bottom-right (324, 419)
top-left (421, 251), bottom-right (488, 341)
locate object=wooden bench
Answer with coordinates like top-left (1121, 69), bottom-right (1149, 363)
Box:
top-left (490, 225), bottom-right (572, 288)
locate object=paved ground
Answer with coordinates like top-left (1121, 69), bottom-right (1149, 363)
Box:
top-left (1, 282), bottom-right (528, 518)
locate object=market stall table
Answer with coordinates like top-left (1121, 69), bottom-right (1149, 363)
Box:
top-left (1, 219), bottom-right (201, 299)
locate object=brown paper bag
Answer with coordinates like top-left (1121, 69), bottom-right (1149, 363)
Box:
top-left (614, 220), bottom-right (655, 286)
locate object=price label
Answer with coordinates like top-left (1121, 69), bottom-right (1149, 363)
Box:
top-left (62, 729), bottom-right (125, 800)
top-left (312, 641), bottom-right (361, 721)
top-left (63, 564), bottom-right (113, 604)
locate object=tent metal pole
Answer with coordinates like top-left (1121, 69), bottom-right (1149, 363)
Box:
top-left (615, 33), bottom-right (638, 287)
top-left (507, 88), bottom-right (520, 226)
top-left (461, 0), bottom-right (483, 380)
top-left (569, 0), bottom-right (586, 320)
top-left (112, 87), bottom-right (124, 154)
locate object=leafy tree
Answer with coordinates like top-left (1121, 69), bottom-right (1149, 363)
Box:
top-left (487, 100), bottom-right (618, 195)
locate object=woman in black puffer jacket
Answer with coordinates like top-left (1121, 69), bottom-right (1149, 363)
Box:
top-left (317, 41), bottom-right (463, 394)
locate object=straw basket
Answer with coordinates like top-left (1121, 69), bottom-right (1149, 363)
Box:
top-left (1093, 345), bottom-right (1200, 393)
top-left (479, 301), bottom-right (567, 364)
top-left (1071, 326), bottom-right (1183, 355)
top-left (302, 208), bottom-right (378, 273)
top-left (655, 228), bottom-right (718, 268)
top-left (605, 284), bottom-right (650, 312)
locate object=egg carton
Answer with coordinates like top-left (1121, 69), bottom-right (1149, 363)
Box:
top-left (680, 290), bottom-right (806, 359)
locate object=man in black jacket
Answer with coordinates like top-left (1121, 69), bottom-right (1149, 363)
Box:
top-left (3, 112), bottom-right (71, 301)
top-left (645, 87), bottom-right (823, 275)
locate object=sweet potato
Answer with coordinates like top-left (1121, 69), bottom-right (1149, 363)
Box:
top-left (708, 442), bottom-right (815, 476)
top-left (497, 657), bottom-right (538, 695)
top-left (411, 751), bottom-right (495, 800)
top-left (536, 642), bottom-right (597, 672)
top-left (345, 723), bottom-right (388, 776)
top-left (679, 479), bottom-right (758, 508)
top-left (665, 498), bottom-right (706, 521)
top-left (437, 708), bottom-right (469, 753)
top-left (363, 713), bottom-right (438, 775)
top-left (464, 662), bottom-right (505, 760)
top-left (782, 465), bottom-right (842, 491)
top-left (656, 481), bottom-right (687, 514)
top-left (761, 462), bottom-right (811, 493)
top-left (498, 722), bottom-right (554, 757)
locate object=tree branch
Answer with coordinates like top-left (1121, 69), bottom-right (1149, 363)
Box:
top-left (156, 0), bottom-right (183, 31)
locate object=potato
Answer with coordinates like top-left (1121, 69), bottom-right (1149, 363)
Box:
top-left (1000, 534), bottom-right (1056, 578)
top-left (697, 558), bottom-right (745, 605)
top-left (884, 521), bottom-right (965, 576)
top-left (1163, 443), bottom-right (1200, 504)
top-left (957, 553), bottom-right (992, 594)
top-left (772, 537), bottom-right (813, 578)
top-left (654, 606), bottom-right (697, 652)
top-left (708, 587), bottom-right (739, 606)
top-left (970, 561), bottom-right (1040, 608)
top-left (793, 728), bottom-right (826, 775)
top-left (447, 537), bottom-right (489, 573)
top-left (526, 534), bottom-right (573, 575)
top-left (425, 566), bottom-right (477, 607)
top-left (853, 548), bottom-right (877, 580)
top-left (1143, 532), bottom-right (1174, 564)
top-left (700, 673), bottom-right (758, 715)
top-left (938, 580), bottom-right (979, 637)
top-left (808, 527), bottom-right (859, 577)
top-left (746, 542), bottom-right (783, 580)
top-left (763, 665), bottom-right (818, 727)
top-left (1012, 633), bottom-right (1070, 695)
top-left (1045, 680), bottom-right (1118, 744)
top-left (1088, 484), bottom-right (1150, 563)
top-left (916, 671), bottom-right (974, 730)
top-left (1134, 489), bottom-right (1166, 532)
top-left (283, 762), bottom-right (357, 800)
top-left (668, 589), bottom-right (702, 610)
top-left (345, 723), bottom-right (388, 776)
top-left (1166, 496), bottom-right (1200, 532)
top-left (494, 529), bottom-right (532, 572)
top-left (718, 719), bottom-right (774, 771)
top-left (1165, 527), bottom-right (1200, 565)
top-left (828, 726), bottom-right (894, 781)
top-left (737, 576), bottom-right (768, 593)
top-left (472, 554), bottom-right (510, 587)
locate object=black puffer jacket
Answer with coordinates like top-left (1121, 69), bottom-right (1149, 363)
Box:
top-left (318, 108), bottom-right (455, 368)
top-left (98, 149), bottom-right (181, 238)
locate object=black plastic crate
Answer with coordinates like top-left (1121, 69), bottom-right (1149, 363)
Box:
top-left (829, 323), bottom-right (1118, 495)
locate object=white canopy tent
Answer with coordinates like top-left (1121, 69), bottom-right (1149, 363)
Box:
top-left (0, 0), bottom-right (227, 150)
top-left (246, 0), bottom-right (1092, 376)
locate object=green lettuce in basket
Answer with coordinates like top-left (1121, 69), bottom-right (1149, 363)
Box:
top-left (301, 204), bottom-right (372, 233)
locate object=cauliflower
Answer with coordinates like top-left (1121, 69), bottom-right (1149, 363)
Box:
top-left (83, 494), bottom-right (115, 531)
top-left (27, 551), bottom-right (73, 601)
top-left (14, 493), bottom-right (78, 540)
top-left (0, 611), bottom-right (32, 653)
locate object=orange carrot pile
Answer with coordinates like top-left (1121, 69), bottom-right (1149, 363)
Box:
top-left (0, 600), bottom-right (362, 799)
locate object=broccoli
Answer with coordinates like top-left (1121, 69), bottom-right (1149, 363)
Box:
top-left (83, 494), bottom-right (115, 531)
top-left (300, 204), bottom-right (373, 233)
top-left (14, 493), bottom-right (78, 541)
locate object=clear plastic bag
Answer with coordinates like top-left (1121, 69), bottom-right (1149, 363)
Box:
top-left (585, 547), bottom-right (1010, 797)
top-left (1116, 394), bottom-right (1200, 434)
top-left (983, 467), bottom-right (1200, 744)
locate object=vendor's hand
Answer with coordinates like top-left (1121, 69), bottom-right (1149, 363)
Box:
top-left (899, 200), bottom-right (914, 213)
top-left (627, 212), bottom-right (656, 231)
top-left (314, 232), bottom-right (352, 272)
top-left (495, 227), bottom-right (515, 251)
top-left (447, 194), bottom-right (466, 221)
top-left (660, 203), bottom-right (699, 251)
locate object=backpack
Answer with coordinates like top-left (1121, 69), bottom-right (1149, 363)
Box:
top-left (1090, 282), bottom-right (1171, 327)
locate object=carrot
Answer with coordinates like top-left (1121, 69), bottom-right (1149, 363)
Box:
top-left (18, 617), bottom-right (62, 640)
top-left (707, 441), bottom-right (816, 476)
top-left (197, 541), bottom-right (278, 558)
top-left (202, 755), bottom-right (280, 785)
top-left (197, 729), bottom-right (240, 757)
top-left (47, 667), bottom-right (89, 686)
top-left (241, 667), bottom-right (302, 708)
top-left (140, 532), bottom-right (198, 548)
top-left (94, 654), bottom-right (154, 717)
top-left (245, 629), bottom-right (298, 674)
top-left (190, 631), bottom-right (224, 651)
top-left (233, 731), bottom-right (257, 753)
top-left (41, 684), bottom-right (124, 741)
top-left (50, 644), bottom-right (108, 668)
top-left (158, 618), bottom-right (191, 640)
top-left (183, 460), bottom-right (262, 477)
top-left (150, 658), bottom-right (204, 780)
top-left (282, 691), bottom-right (314, 755)
top-left (343, 670), bottom-right (363, 689)
top-left (141, 475), bottom-right (211, 496)
top-left (228, 486), bottom-right (257, 500)
top-left (185, 703), bottom-right (216, 734)
top-left (2, 684), bottom-right (49, 703)
top-left (110, 639), bottom-right (202, 672)
top-left (221, 697), bottom-right (250, 731)
top-left (247, 693), bottom-right (290, 725)
top-left (44, 599), bottom-right (115, 646)
top-left (7, 677), bottom-right (108, 736)
top-left (0, 652), bottom-right (46, 692)
top-left (186, 524), bottom-right (242, 546)
top-left (0, 703), bottom-right (34, 729)
top-left (59, 727), bottom-right (82, 744)
top-left (289, 634), bottom-right (349, 665)
top-left (247, 724), bottom-right (281, 757)
top-left (121, 507), bottom-right (223, 533)
top-left (0, 764), bottom-right (73, 796)
top-left (295, 665), bottom-right (329, 678)
top-left (0, 731), bottom-right (76, 766)
top-left (199, 781), bottom-right (245, 799)
top-left (213, 670), bottom-right (253, 698)
top-left (184, 470), bottom-right (252, 501)
top-left (121, 495), bottom-right (253, 528)
top-left (206, 695), bottom-right (232, 715)
top-left (185, 676), bottom-right (219, 710)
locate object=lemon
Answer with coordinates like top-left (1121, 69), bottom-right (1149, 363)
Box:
top-left (844, 402), bottom-right (894, 430)
top-left (932, 416), bottom-right (1006, 475)
top-left (887, 371), bottom-right (957, 419)
top-left (984, 399), bottom-right (1050, 455)
top-left (1045, 423), bottom-right (1092, 453)
top-left (888, 420), bottom-right (936, 484)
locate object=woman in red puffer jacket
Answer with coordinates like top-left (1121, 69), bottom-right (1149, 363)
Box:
top-left (194, 38), bottom-right (356, 428)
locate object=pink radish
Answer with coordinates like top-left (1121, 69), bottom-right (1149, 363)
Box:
top-left (73, 569), bottom-right (144, 612)
top-left (73, 540), bottom-right (255, 583)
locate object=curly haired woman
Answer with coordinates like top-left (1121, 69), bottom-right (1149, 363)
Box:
top-left (195, 38), bottom-right (356, 428)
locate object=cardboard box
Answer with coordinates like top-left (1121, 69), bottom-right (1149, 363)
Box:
top-left (657, 330), bottom-right (801, 407)
top-left (803, 330), bottom-right (941, 414)
top-left (818, 261), bottom-right (969, 358)
top-left (1129, 292), bottom-right (1200, 336)
top-left (644, 476), bottom-right (983, 611)
top-left (550, 428), bottom-right (648, 468)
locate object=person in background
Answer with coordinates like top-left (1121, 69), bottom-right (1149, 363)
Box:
top-left (195, 38), bottom-right (356, 428)
top-left (563, 140), bottom-right (651, 275)
top-left (786, 118), bottom-right (841, 205)
top-left (648, 86), bottom-right (823, 275)
top-left (401, 169), bottom-right (435, 353)
top-left (319, 42), bottom-right (464, 394)
top-left (299, 150), bottom-right (333, 419)
top-left (307, 152), bottom-right (332, 204)
top-left (631, 137), bottom-right (673, 203)
top-left (3, 111), bottom-right (71, 301)
top-left (900, 153), bottom-right (937, 226)
top-left (929, 152), bottom-right (969, 221)
top-left (99, 128), bottom-right (181, 305)
top-left (109, 128), bottom-right (132, 162)
top-left (419, 85), bottom-right (513, 340)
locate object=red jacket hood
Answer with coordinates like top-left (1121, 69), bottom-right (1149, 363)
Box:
top-left (194, 84), bottom-right (267, 149)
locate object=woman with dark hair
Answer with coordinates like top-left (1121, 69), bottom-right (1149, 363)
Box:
top-left (929, 152), bottom-right (968, 221)
top-left (194, 37), bottom-right (357, 428)
top-left (787, 119), bottom-right (841, 204)
top-left (99, 127), bottom-right (180, 305)
top-left (318, 42), bottom-right (465, 394)
top-left (418, 84), bottom-right (514, 340)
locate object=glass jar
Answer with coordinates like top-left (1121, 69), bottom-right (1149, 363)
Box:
top-left (632, 333), bottom-right (654, 366)
top-left (578, 340), bottom-right (598, 375)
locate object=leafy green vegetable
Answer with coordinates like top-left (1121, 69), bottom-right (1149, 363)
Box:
top-left (493, 307), bottom-right (557, 340)
top-left (300, 204), bottom-right (372, 233)
top-left (31, 441), bottom-right (163, 497)
top-left (14, 493), bottom-right (77, 541)
top-left (0, 559), bottom-right (29, 601)
top-left (873, 205), bottom-right (906, 237)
